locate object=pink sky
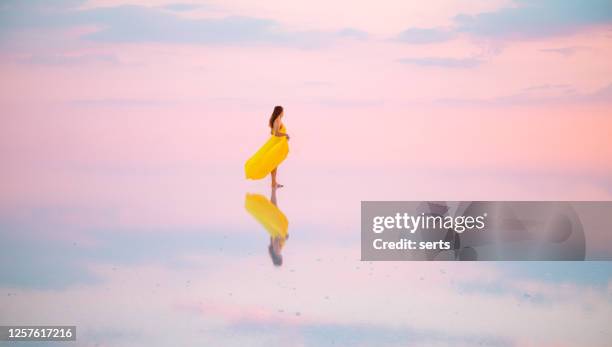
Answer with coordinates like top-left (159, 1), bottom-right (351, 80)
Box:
top-left (1, 0), bottom-right (611, 228)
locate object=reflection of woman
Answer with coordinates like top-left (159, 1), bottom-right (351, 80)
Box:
top-left (244, 187), bottom-right (289, 267)
top-left (268, 186), bottom-right (288, 266)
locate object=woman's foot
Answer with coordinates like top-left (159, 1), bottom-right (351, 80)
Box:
top-left (272, 183), bottom-right (284, 188)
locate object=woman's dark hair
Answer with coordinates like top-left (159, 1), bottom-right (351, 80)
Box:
top-left (268, 243), bottom-right (283, 266)
top-left (268, 105), bottom-right (284, 129)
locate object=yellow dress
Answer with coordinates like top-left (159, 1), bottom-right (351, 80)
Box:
top-left (244, 193), bottom-right (289, 241)
top-left (244, 124), bottom-right (289, 180)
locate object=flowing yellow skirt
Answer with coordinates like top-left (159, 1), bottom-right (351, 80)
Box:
top-left (244, 127), bottom-right (289, 180)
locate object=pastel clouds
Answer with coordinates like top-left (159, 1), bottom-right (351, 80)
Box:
top-left (2, 247), bottom-right (611, 346)
top-left (0, 1), bottom-right (365, 48)
top-left (397, 56), bottom-right (483, 68)
top-left (397, 0), bottom-right (612, 46)
top-left (395, 27), bottom-right (456, 44)
top-left (453, 0), bottom-right (612, 39)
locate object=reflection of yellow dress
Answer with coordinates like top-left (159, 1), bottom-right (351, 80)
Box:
top-left (244, 193), bottom-right (288, 240)
top-left (245, 124), bottom-right (289, 180)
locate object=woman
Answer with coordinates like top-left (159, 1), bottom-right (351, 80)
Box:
top-left (244, 106), bottom-right (290, 186)
top-left (268, 106), bottom-right (290, 188)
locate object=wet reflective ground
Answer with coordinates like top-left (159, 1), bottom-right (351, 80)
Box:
top-left (1, 159), bottom-right (612, 346)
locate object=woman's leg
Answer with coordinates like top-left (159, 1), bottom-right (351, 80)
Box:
top-left (271, 168), bottom-right (277, 187)
top-left (271, 168), bottom-right (283, 188)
